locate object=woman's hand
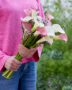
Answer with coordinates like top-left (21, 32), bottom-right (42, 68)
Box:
top-left (4, 56), bottom-right (22, 71)
top-left (18, 44), bottom-right (37, 58)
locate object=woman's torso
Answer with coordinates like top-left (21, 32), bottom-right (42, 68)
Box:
top-left (0, 0), bottom-right (38, 56)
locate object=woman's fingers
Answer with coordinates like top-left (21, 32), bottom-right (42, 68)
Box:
top-left (6, 56), bottom-right (22, 66)
top-left (14, 58), bottom-right (22, 65)
top-left (7, 65), bottom-right (20, 71)
top-left (4, 56), bottom-right (22, 71)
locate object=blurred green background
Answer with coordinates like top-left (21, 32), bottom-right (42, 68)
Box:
top-left (37, 0), bottom-right (72, 90)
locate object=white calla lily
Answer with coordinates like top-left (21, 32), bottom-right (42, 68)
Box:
top-left (36, 35), bottom-right (61, 45)
top-left (45, 24), bottom-right (65, 37)
top-left (32, 9), bottom-right (39, 17)
top-left (45, 26), bottom-right (55, 36)
top-left (34, 31), bottom-right (40, 36)
top-left (21, 9), bottom-right (42, 23)
top-left (36, 36), bottom-right (53, 45)
top-left (21, 17), bottom-right (33, 22)
top-left (52, 24), bottom-right (65, 33)
top-left (34, 19), bottom-right (44, 27)
top-left (31, 19), bottom-right (44, 32)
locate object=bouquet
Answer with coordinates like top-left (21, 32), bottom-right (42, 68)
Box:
top-left (2, 9), bottom-right (67, 79)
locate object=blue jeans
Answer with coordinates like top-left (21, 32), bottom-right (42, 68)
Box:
top-left (0, 61), bottom-right (37, 90)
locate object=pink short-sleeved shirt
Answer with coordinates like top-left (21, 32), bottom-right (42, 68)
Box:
top-left (0, 0), bottom-right (44, 71)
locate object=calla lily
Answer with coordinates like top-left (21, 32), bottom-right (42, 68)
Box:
top-left (46, 13), bottom-right (54, 20)
top-left (52, 24), bottom-right (65, 34)
top-left (46, 13), bottom-right (54, 25)
top-left (34, 27), bottom-right (47, 36)
top-left (21, 9), bottom-right (42, 22)
top-left (22, 22), bottom-right (32, 33)
top-left (44, 24), bottom-right (65, 37)
top-left (21, 16), bottom-right (33, 22)
top-left (21, 16), bottom-right (42, 23)
top-left (36, 34), bottom-right (67, 45)
top-left (31, 9), bottom-right (39, 17)
top-left (45, 26), bottom-right (56, 36)
top-left (34, 19), bottom-right (44, 27)
top-left (57, 34), bottom-right (68, 42)
top-left (21, 9), bottom-right (44, 33)
top-left (31, 19), bottom-right (44, 32)
top-left (36, 36), bottom-right (53, 45)
top-left (24, 9), bottom-right (39, 17)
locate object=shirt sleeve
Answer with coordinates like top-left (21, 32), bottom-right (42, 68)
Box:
top-left (32, 0), bottom-right (45, 62)
top-left (0, 9), bottom-right (10, 72)
top-left (0, 50), bottom-right (10, 72)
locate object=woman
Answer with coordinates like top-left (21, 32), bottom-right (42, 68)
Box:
top-left (0, 0), bottom-right (44, 90)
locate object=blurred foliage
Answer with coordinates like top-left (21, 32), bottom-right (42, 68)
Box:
top-left (37, 0), bottom-right (72, 90)
top-left (37, 52), bottom-right (72, 89)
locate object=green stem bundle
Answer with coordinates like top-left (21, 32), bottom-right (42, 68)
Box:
top-left (2, 33), bottom-right (40, 79)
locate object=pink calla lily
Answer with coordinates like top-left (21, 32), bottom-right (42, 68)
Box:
top-left (46, 13), bottom-right (54, 25)
top-left (57, 34), bottom-right (68, 42)
top-left (46, 13), bottom-right (54, 20)
top-left (23, 22), bottom-right (32, 32)
top-left (35, 27), bottom-right (47, 36)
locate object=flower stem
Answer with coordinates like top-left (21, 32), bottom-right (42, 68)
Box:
top-left (2, 52), bottom-right (23, 79)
